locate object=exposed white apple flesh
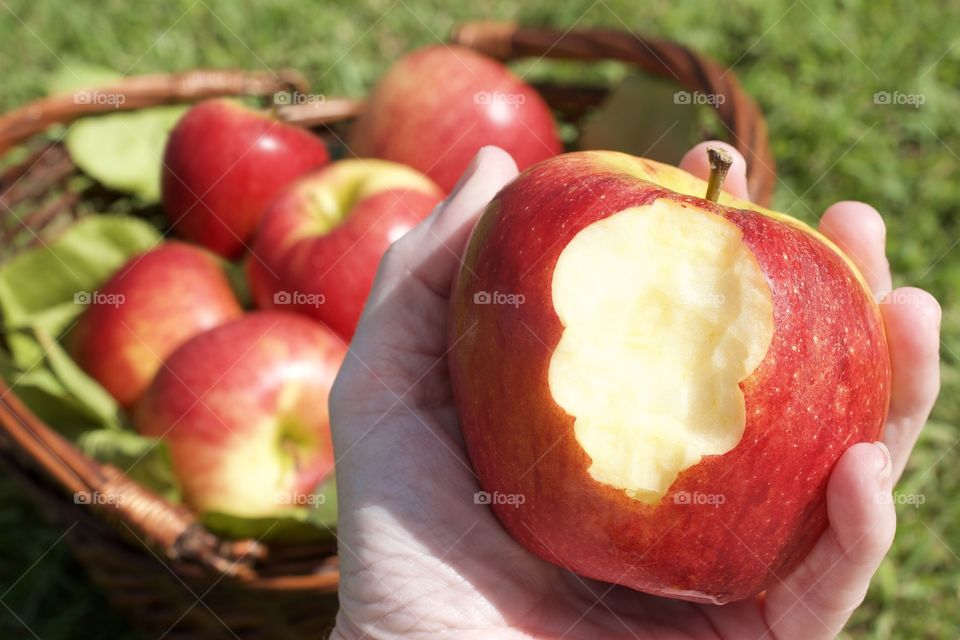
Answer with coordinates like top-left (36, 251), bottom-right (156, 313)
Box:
top-left (548, 199), bottom-right (775, 502)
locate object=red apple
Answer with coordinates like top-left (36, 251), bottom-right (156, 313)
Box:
top-left (136, 311), bottom-right (346, 518)
top-left (448, 150), bottom-right (891, 603)
top-left (349, 45), bottom-right (561, 192)
top-left (247, 158), bottom-right (442, 339)
top-left (71, 242), bottom-right (242, 410)
top-left (162, 99), bottom-right (330, 257)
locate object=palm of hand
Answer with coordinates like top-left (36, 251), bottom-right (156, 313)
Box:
top-left (330, 145), bottom-right (940, 640)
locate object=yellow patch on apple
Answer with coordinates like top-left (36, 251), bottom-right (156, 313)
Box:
top-left (548, 199), bottom-right (774, 502)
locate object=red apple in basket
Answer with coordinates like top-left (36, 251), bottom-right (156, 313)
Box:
top-left (247, 158), bottom-right (443, 340)
top-left (448, 150), bottom-right (891, 603)
top-left (162, 99), bottom-right (330, 257)
top-left (136, 311), bottom-right (346, 518)
top-left (349, 45), bottom-right (562, 192)
top-left (71, 242), bottom-right (242, 410)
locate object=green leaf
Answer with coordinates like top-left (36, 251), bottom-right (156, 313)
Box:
top-left (65, 106), bottom-right (189, 202)
top-left (0, 215), bottom-right (159, 318)
top-left (46, 61), bottom-right (189, 202)
top-left (75, 429), bottom-right (180, 501)
top-left (0, 352), bottom-right (117, 438)
top-left (35, 327), bottom-right (123, 431)
top-left (202, 476), bottom-right (339, 542)
top-left (0, 215), bottom-right (161, 430)
top-left (222, 258), bottom-right (253, 308)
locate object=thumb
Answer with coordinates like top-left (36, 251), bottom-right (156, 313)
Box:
top-left (331, 147), bottom-right (518, 429)
top-left (368, 145), bottom-right (519, 307)
top-left (352, 146), bottom-right (518, 358)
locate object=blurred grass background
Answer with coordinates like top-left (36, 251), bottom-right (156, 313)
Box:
top-left (1, 0), bottom-right (958, 638)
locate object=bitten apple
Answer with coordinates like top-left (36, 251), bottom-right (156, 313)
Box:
top-left (136, 311), bottom-right (346, 518)
top-left (349, 45), bottom-right (561, 192)
top-left (71, 242), bottom-right (242, 410)
top-left (448, 150), bottom-right (891, 603)
top-left (162, 99), bottom-right (330, 257)
top-left (247, 158), bottom-right (442, 339)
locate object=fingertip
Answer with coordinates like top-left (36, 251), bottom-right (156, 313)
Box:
top-left (679, 141), bottom-right (750, 200)
top-left (474, 145), bottom-right (520, 182)
top-left (880, 287), bottom-right (941, 445)
top-left (828, 442), bottom-right (896, 543)
top-left (436, 145), bottom-right (517, 205)
top-left (430, 146), bottom-right (518, 233)
top-left (823, 201), bottom-right (886, 241)
top-left (819, 201), bottom-right (892, 295)
top-left (881, 286), bottom-right (942, 332)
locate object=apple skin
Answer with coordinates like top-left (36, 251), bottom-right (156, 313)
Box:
top-left (248, 159), bottom-right (443, 340)
top-left (135, 311), bottom-right (346, 518)
top-left (161, 99), bottom-right (330, 258)
top-left (349, 45), bottom-right (562, 192)
top-left (448, 151), bottom-right (891, 603)
top-left (71, 242), bottom-right (242, 410)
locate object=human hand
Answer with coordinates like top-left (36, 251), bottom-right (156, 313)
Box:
top-left (329, 143), bottom-right (941, 639)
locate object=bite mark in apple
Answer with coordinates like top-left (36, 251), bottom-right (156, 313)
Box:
top-left (548, 200), bottom-right (774, 502)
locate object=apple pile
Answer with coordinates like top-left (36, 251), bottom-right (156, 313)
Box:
top-left (65, 39), bottom-right (890, 602)
top-left (69, 45), bottom-right (562, 525)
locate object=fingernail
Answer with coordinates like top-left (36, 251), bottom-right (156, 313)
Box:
top-left (874, 442), bottom-right (892, 485)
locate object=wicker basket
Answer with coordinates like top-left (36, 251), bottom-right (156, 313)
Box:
top-left (0, 21), bottom-right (775, 639)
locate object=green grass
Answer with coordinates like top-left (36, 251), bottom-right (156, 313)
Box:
top-left (1, 0), bottom-right (959, 638)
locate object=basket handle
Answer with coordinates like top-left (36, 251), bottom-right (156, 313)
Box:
top-left (0, 69), bottom-right (360, 156)
top-left (452, 21), bottom-right (776, 206)
top-left (0, 379), bottom-right (262, 578)
top-left (1, 28), bottom-right (775, 204)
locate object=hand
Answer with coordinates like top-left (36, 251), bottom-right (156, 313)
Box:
top-left (329, 143), bottom-right (941, 639)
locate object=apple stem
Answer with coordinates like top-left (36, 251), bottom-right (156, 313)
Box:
top-left (705, 147), bottom-right (733, 203)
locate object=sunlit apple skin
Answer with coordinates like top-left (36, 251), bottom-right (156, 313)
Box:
top-left (448, 151), bottom-right (891, 603)
top-left (135, 311), bottom-right (346, 518)
top-left (349, 45), bottom-right (562, 192)
top-left (248, 159), bottom-right (442, 340)
top-left (71, 242), bottom-right (242, 410)
top-left (162, 99), bottom-right (330, 258)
